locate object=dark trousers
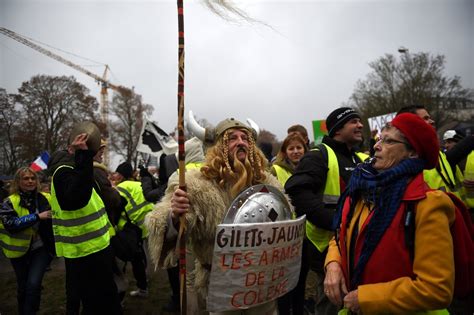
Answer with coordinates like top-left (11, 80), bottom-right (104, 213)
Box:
top-left (277, 239), bottom-right (309, 315)
top-left (167, 265), bottom-right (180, 306)
top-left (64, 245), bottom-right (121, 315)
top-left (131, 248), bottom-right (147, 290)
top-left (10, 246), bottom-right (53, 315)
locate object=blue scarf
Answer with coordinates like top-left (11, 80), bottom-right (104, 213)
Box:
top-left (333, 158), bottom-right (425, 289)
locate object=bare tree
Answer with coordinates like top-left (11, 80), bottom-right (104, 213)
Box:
top-left (0, 88), bottom-right (22, 174)
top-left (347, 52), bottom-right (474, 133)
top-left (108, 89), bottom-right (153, 168)
top-left (15, 75), bottom-right (100, 164)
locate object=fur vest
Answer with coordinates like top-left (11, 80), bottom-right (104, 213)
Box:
top-left (146, 168), bottom-right (282, 300)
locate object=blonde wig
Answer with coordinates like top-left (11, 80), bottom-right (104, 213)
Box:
top-left (201, 128), bottom-right (267, 198)
top-left (10, 167), bottom-right (40, 195)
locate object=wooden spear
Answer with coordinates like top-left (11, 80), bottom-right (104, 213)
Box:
top-left (176, 0), bottom-right (187, 314)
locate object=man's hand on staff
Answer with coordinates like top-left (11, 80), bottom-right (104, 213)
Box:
top-left (171, 188), bottom-right (189, 224)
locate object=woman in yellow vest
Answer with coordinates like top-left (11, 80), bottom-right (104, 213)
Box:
top-left (271, 132), bottom-right (308, 186)
top-left (0, 167), bottom-right (54, 315)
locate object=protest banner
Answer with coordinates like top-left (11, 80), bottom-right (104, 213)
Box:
top-left (207, 216), bottom-right (305, 312)
top-left (367, 112), bottom-right (396, 134)
top-left (312, 119), bottom-right (327, 144)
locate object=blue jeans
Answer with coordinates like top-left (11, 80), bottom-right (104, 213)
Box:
top-left (10, 246), bottom-right (53, 315)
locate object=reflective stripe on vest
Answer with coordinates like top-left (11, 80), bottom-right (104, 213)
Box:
top-left (464, 151), bottom-right (474, 208)
top-left (0, 193), bottom-right (50, 258)
top-left (50, 165), bottom-right (110, 258)
top-left (116, 181), bottom-right (154, 238)
top-left (272, 164), bottom-right (292, 186)
top-left (423, 152), bottom-right (462, 200)
top-left (306, 143), bottom-right (339, 253)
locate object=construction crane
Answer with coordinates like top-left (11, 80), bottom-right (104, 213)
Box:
top-left (0, 27), bottom-right (131, 166)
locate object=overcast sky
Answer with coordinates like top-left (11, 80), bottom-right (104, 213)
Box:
top-left (1, 0), bottom-right (473, 142)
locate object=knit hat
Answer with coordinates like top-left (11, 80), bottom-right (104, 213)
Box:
top-left (116, 162), bottom-right (133, 179)
top-left (391, 113), bottom-right (439, 169)
top-left (326, 107), bottom-right (361, 137)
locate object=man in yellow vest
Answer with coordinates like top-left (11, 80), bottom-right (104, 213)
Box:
top-left (48, 123), bottom-right (121, 315)
top-left (397, 105), bottom-right (474, 199)
top-left (114, 161), bottom-right (154, 298)
top-left (285, 107), bottom-right (365, 315)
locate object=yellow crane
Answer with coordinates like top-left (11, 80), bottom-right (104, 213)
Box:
top-left (0, 27), bottom-right (131, 166)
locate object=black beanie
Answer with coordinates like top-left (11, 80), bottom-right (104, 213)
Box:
top-left (326, 107), bottom-right (361, 137)
top-left (116, 162), bottom-right (133, 179)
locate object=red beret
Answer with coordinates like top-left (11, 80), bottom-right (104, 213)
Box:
top-left (391, 113), bottom-right (439, 169)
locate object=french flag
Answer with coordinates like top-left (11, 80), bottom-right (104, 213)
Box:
top-left (30, 151), bottom-right (50, 172)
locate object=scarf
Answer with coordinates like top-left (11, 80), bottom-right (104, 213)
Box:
top-left (333, 157), bottom-right (425, 289)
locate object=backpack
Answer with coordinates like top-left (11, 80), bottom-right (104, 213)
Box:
top-left (110, 210), bottom-right (144, 262)
top-left (404, 192), bottom-right (474, 298)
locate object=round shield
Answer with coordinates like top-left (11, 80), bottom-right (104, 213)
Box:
top-left (69, 121), bottom-right (101, 153)
top-left (222, 184), bottom-right (293, 224)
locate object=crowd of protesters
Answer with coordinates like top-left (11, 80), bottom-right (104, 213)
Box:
top-left (1, 104), bottom-right (473, 315)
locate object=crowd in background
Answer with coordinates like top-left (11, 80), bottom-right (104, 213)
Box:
top-left (1, 104), bottom-right (473, 315)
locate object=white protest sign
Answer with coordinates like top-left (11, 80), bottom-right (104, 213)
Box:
top-left (207, 216), bottom-right (306, 312)
top-left (367, 112), bottom-right (396, 133)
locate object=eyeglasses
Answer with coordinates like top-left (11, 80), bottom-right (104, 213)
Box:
top-left (376, 137), bottom-right (409, 146)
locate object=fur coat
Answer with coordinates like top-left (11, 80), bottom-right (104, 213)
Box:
top-left (145, 168), bottom-right (282, 300)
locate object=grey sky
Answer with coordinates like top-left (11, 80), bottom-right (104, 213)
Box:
top-left (1, 0), bottom-right (473, 142)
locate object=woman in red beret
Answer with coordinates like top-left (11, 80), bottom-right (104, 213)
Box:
top-left (323, 113), bottom-right (455, 314)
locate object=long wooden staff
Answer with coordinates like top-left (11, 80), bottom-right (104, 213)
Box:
top-left (176, 0), bottom-right (187, 314)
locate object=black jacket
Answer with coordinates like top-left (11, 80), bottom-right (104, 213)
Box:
top-left (285, 135), bottom-right (362, 231)
top-left (50, 149), bottom-right (96, 210)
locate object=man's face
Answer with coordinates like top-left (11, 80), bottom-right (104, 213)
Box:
top-left (94, 146), bottom-right (105, 163)
top-left (444, 139), bottom-right (457, 152)
top-left (228, 129), bottom-right (250, 163)
top-left (335, 118), bottom-right (364, 146)
top-left (414, 108), bottom-right (435, 127)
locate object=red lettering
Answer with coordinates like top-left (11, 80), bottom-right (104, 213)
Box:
top-left (272, 248), bottom-right (280, 263)
top-left (231, 253), bottom-right (242, 270)
top-left (258, 250), bottom-right (268, 265)
top-left (243, 290), bottom-right (257, 306)
top-left (271, 267), bottom-right (285, 281)
top-left (231, 291), bottom-right (243, 307)
top-left (245, 272), bottom-right (257, 286)
top-left (243, 251), bottom-right (253, 267)
top-left (221, 254), bottom-right (230, 270)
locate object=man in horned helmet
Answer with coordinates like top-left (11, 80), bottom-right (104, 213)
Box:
top-left (146, 117), bottom-right (284, 314)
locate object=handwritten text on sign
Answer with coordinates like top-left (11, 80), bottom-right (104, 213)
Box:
top-left (207, 216), bottom-right (305, 312)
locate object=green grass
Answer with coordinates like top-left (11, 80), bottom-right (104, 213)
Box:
top-left (0, 257), bottom-right (177, 315)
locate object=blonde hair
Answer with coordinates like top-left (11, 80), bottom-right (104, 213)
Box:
top-left (10, 167), bottom-right (40, 195)
top-left (201, 128), bottom-right (267, 198)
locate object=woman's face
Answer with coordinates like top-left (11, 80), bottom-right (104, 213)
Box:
top-left (286, 140), bottom-right (305, 164)
top-left (373, 127), bottom-right (414, 170)
top-left (19, 170), bottom-right (37, 192)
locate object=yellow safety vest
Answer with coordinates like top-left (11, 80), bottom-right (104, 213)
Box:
top-left (423, 151), bottom-right (462, 199)
top-left (272, 164), bottom-right (293, 186)
top-left (0, 192), bottom-right (50, 258)
top-left (463, 151), bottom-right (474, 208)
top-left (50, 165), bottom-right (111, 259)
top-left (306, 143), bottom-right (340, 253)
top-left (116, 181), bottom-right (154, 238)
top-left (355, 151), bottom-right (369, 162)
